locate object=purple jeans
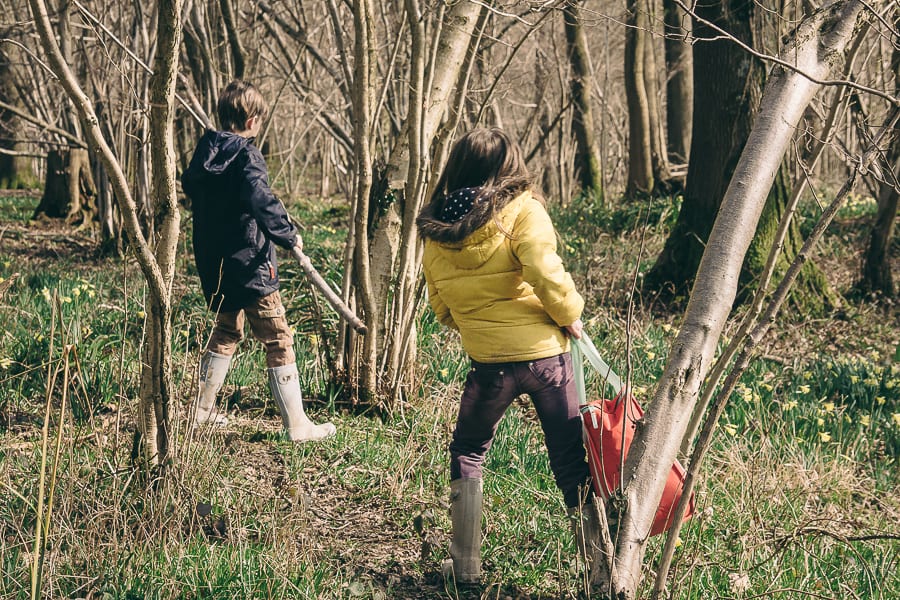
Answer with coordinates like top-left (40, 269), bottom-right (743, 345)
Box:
top-left (449, 352), bottom-right (591, 508)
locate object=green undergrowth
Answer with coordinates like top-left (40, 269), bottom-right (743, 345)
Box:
top-left (1, 192), bottom-right (898, 598)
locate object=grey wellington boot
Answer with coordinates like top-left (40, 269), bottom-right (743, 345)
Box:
top-left (442, 477), bottom-right (483, 584)
top-left (568, 502), bottom-right (605, 586)
top-left (267, 363), bottom-right (336, 442)
top-left (192, 351), bottom-right (231, 426)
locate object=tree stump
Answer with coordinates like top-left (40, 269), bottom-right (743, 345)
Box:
top-left (32, 147), bottom-right (97, 224)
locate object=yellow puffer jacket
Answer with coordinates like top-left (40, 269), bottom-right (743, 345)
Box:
top-left (418, 189), bottom-right (583, 363)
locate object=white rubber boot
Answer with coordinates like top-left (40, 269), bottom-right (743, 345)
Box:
top-left (267, 363), bottom-right (336, 442)
top-left (192, 351), bottom-right (231, 426)
top-left (442, 477), bottom-right (483, 584)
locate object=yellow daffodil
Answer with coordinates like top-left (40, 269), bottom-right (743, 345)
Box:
top-left (41, 287), bottom-right (51, 302)
top-left (850, 375), bottom-right (859, 384)
top-left (859, 414), bottom-right (870, 427)
top-left (892, 413), bottom-right (900, 427)
top-left (761, 383), bottom-right (773, 392)
top-left (72, 288), bottom-right (81, 298)
top-left (723, 423), bottom-right (737, 436)
top-left (782, 400), bottom-right (797, 411)
top-left (136, 310), bottom-right (146, 319)
top-left (886, 380), bottom-right (896, 390)
top-left (822, 401), bottom-right (835, 413)
top-left (817, 417), bottom-right (825, 427)
top-left (798, 384), bottom-right (810, 394)
top-left (803, 371), bottom-right (813, 380)
top-left (818, 431), bottom-right (831, 442)
top-left (864, 377), bottom-right (879, 387)
top-left (646, 351), bottom-right (656, 360)
top-left (876, 396), bottom-right (886, 405)
top-left (439, 367), bottom-right (449, 378)
top-left (0, 357), bottom-right (11, 369)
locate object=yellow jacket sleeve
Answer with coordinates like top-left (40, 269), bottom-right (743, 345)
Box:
top-left (423, 256), bottom-right (458, 330)
top-left (511, 200), bottom-right (584, 326)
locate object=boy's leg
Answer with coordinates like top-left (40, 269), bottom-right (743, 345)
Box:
top-left (193, 310), bottom-right (244, 426)
top-left (245, 291), bottom-right (335, 442)
top-left (445, 362), bottom-right (517, 584)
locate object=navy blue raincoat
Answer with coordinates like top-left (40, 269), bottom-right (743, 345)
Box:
top-left (182, 130), bottom-right (298, 312)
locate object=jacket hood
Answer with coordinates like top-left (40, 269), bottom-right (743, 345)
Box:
top-left (418, 190), bottom-right (530, 270)
top-left (417, 187), bottom-right (522, 244)
top-left (192, 130), bottom-right (251, 175)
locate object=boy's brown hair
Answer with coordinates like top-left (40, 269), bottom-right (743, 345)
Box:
top-left (217, 80), bottom-right (269, 132)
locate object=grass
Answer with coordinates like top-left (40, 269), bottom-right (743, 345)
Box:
top-left (1, 191), bottom-right (898, 598)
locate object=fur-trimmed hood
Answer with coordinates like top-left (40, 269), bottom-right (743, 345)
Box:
top-left (416, 187), bottom-right (522, 244)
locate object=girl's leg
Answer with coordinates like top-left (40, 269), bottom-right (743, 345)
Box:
top-left (522, 353), bottom-right (591, 508)
top-left (450, 362), bottom-right (517, 480)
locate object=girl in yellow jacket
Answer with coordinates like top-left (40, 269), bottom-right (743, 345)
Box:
top-left (417, 128), bottom-right (591, 584)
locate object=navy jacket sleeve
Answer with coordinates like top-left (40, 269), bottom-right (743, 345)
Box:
top-left (240, 147), bottom-right (298, 249)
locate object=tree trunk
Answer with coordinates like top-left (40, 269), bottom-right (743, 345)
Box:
top-left (28, 0), bottom-right (178, 467)
top-left (0, 52), bottom-right (36, 189)
top-left (609, 4), bottom-right (865, 597)
top-left (643, 1), bottom-right (671, 190)
top-left (140, 0), bottom-right (183, 466)
top-left (743, 162), bottom-right (841, 314)
top-left (32, 147), bottom-right (97, 224)
top-left (858, 18), bottom-right (899, 298)
top-left (563, 0), bottom-right (602, 195)
top-left (644, 0), bottom-right (758, 300)
top-left (663, 0), bottom-right (692, 164)
top-left (624, 0), bottom-right (653, 196)
top-left (859, 147), bottom-right (899, 297)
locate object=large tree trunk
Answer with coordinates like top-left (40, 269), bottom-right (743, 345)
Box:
top-left (563, 0), bottom-right (602, 195)
top-left (743, 162), bottom-right (841, 314)
top-left (663, 0), bottom-right (692, 164)
top-left (624, 0), bottom-right (654, 196)
top-left (32, 147), bottom-right (97, 224)
top-left (644, 0), bottom-right (758, 300)
top-left (608, 4), bottom-right (865, 597)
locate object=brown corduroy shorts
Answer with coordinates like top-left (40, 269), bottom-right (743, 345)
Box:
top-left (207, 291), bottom-right (295, 368)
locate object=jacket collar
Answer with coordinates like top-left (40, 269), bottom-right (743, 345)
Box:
top-left (416, 187), bottom-right (527, 244)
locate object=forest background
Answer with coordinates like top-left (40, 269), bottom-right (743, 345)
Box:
top-left (0, 0), bottom-right (898, 598)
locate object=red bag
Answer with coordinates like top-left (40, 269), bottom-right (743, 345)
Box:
top-left (581, 393), bottom-right (695, 537)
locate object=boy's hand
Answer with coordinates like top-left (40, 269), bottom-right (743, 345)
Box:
top-left (294, 236), bottom-right (303, 253)
top-left (565, 318), bottom-right (583, 339)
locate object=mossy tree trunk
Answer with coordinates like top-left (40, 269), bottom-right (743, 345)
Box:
top-left (743, 162), bottom-right (841, 314)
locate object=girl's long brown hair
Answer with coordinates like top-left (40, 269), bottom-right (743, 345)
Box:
top-left (428, 128), bottom-right (535, 216)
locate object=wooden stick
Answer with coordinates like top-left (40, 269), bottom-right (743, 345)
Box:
top-left (291, 246), bottom-right (367, 335)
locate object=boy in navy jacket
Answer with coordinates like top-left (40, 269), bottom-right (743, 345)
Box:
top-left (182, 80), bottom-right (334, 442)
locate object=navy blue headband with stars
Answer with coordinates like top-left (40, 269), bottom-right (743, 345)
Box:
top-left (440, 187), bottom-right (482, 223)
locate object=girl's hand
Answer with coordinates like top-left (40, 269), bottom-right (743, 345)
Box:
top-left (565, 318), bottom-right (583, 339)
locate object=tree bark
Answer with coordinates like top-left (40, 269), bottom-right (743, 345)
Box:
top-left (611, 3), bottom-right (865, 597)
top-left (663, 0), bottom-right (692, 164)
top-left (0, 50), bottom-right (36, 189)
top-left (858, 17), bottom-right (900, 298)
top-left (624, 0), bottom-right (653, 195)
top-left (644, 0), bottom-right (758, 300)
top-left (563, 0), bottom-right (602, 195)
top-left (141, 0), bottom-right (183, 466)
